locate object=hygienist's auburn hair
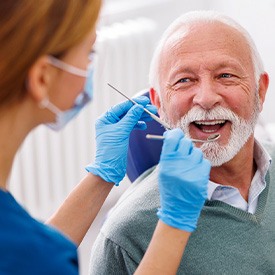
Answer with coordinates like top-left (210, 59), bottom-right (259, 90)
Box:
top-left (0, 0), bottom-right (101, 107)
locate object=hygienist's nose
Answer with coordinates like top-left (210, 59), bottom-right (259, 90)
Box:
top-left (192, 80), bottom-right (221, 110)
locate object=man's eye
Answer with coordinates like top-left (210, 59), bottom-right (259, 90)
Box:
top-left (219, 73), bottom-right (233, 78)
top-left (177, 78), bottom-right (191, 83)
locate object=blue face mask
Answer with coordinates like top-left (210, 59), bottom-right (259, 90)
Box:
top-left (40, 56), bottom-right (94, 131)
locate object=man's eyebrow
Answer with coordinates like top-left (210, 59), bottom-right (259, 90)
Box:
top-left (169, 66), bottom-right (195, 79)
top-left (214, 61), bottom-right (246, 72)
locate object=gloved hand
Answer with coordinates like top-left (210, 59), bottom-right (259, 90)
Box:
top-left (157, 128), bottom-right (211, 232)
top-left (86, 96), bottom-right (157, 186)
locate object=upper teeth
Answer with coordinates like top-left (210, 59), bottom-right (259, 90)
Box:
top-left (195, 120), bottom-right (225, 125)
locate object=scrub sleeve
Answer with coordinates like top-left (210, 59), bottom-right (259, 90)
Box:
top-left (0, 190), bottom-right (78, 275)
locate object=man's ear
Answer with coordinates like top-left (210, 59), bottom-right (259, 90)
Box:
top-left (27, 56), bottom-right (53, 103)
top-left (258, 72), bottom-right (269, 112)
top-left (149, 88), bottom-right (161, 109)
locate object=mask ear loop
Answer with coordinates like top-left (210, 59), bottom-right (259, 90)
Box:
top-left (39, 97), bottom-right (61, 116)
top-left (48, 56), bottom-right (88, 77)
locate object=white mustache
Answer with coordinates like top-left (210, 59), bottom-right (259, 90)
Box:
top-left (174, 105), bottom-right (258, 167)
top-left (180, 106), bottom-right (239, 125)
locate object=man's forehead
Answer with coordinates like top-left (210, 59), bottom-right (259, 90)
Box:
top-left (161, 22), bottom-right (252, 68)
top-left (164, 21), bottom-right (248, 52)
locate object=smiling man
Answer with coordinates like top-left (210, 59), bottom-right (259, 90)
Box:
top-left (89, 11), bottom-right (275, 274)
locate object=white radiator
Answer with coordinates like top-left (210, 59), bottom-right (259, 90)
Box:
top-left (9, 18), bottom-right (157, 220)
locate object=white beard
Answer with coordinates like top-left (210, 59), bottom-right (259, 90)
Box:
top-left (161, 96), bottom-right (260, 167)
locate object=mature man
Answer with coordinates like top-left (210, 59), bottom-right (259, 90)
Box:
top-left (89, 11), bottom-right (275, 274)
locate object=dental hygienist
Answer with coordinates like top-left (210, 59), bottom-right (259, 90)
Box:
top-left (0, 0), bottom-right (210, 274)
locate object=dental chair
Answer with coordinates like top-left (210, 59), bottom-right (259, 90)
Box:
top-left (126, 91), bottom-right (164, 182)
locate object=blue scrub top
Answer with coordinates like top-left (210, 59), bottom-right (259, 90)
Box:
top-left (0, 189), bottom-right (78, 274)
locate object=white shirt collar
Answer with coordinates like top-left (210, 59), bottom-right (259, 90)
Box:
top-left (207, 139), bottom-right (272, 201)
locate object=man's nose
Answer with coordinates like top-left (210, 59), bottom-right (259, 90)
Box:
top-left (192, 80), bottom-right (222, 110)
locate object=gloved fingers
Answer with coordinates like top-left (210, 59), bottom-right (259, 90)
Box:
top-left (118, 104), bottom-right (145, 130)
top-left (107, 100), bottom-right (135, 120)
top-left (189, 147), bottom-right (204, 163)
top-left (144, 104), bottom-right (157, 113)
top-left (96, 101), bottom-right (133, 125)
top-left (161, 129), bottom-right (184, 155)
top-left (131, 96), bottom-right (158, 121)
top-left (132, 96), bottom-right (150, 106)
top-left (101, 109), bottom-right (120, 124)
top-left (99, 97), bottom-right (155, 125)
top-left (139, 104), bottom-right (158, 121)
top-left (177, 136), bottom-right (194, 156)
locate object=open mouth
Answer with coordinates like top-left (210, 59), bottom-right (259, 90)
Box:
top-left (190, 120), bottom-right (229, 134)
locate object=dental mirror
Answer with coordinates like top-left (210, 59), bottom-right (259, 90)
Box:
top-left (146, 133), bottom-right (220, 143)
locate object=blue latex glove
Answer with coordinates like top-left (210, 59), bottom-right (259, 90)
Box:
top-left (157, 128), bottom-right (211, 232)
top-left (86, 96), bottom-right (157, 186)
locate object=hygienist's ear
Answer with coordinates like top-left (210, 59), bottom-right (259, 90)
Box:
top-left (258, 72), bottom-right (269, 112)
top-left (149, 88), bottom-right (161, 109)
top-left (27, 56), bottom-right (53, 103)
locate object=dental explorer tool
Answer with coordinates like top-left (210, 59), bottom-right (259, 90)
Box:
top-left (107, 83), bottom-right (171, 130)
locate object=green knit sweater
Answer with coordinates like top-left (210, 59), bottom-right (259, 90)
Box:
top-left (89, 143), bottom-right (275, 275)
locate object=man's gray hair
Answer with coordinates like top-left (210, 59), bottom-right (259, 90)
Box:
top-left (149, 10), bottom-right (264, 93)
